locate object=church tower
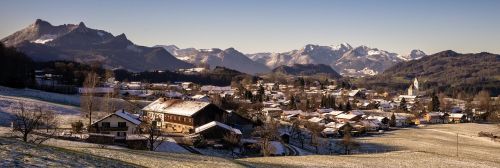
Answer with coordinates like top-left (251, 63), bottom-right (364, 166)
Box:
top-left (413, 78), bottom-right (419, 90)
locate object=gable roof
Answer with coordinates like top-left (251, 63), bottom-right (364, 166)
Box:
top-left (92, 110), bottom-right (141, 126)
top-left (195, 121), bottom-right (242, 134)
top-left (142, 98), bottom-right (211, 117)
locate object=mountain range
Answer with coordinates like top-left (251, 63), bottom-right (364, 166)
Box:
top-left (2, 19), bottom-right (427, 76)
top-left (271, 64), bottom-right (342, 79)
top-left (1, 19), bottom-right (193, 72)
top-left (247, 43), bottom-right (426, 76)
top-left (156, 45), bottom-right (270, 74)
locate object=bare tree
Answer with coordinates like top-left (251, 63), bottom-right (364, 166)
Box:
top-left (337, 125), bottom-right (359, 155)
top-left (139, 114), bottom-right (166, 151)
top-left (71, 120), bottom-right (84, 138)
top-left (101, 70), bottom-right (117, 114)
top-left (252, 120), bottom-right (280, 156)
top-left (290, 120), bottom-right (307, 148)
top-left (305, 122), bottom-right (325, 154)
top-left (223, 132), bottom-right (241, 158)
top-left (81, 72), bottom-right (99, 127)
top-left (12, 102), bottom-right (58, 143)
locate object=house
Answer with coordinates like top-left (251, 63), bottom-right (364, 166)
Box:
top-left (262, 108), bottom-right (283, 118)
top-left (448, 113), bottom-right (466, 123)
top-left (90, 109), bottom-right (141, 140)
top-left (424, 112), bottom-right (449, 124)
top-left (191, 94), bottom-right (210, 102)
top-left (194, 121), bottom-right (242, 140)
top-left (281, 110), bottom-right (302, 120)
top-left (335, 113), bottom-right (362, 123)
top-left (308, 117), bottom-right (326, 125)
top-left (366, 116), bottom-right (389, 129)
top-left (142, 98), bottom-right (227, 134)
top-left (394, 115), bottom-right (410, 127)
top-left (323, 110), bottom-right (344, 119)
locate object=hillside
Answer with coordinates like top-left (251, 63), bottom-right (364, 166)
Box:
top-left (1, 19), bottom-right (193, 72)
top-left (114, 66), bottom-right (257, 86)
top-left (271, 64), bottom-right (342, 79)
top-left (356, 50), bottom-right (500, 96)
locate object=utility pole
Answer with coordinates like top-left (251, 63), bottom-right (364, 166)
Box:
top-left (456, 133), bottom-right (459, 157)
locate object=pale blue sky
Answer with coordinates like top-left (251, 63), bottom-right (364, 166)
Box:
top-left (1, 0), bottom-right (499, 54)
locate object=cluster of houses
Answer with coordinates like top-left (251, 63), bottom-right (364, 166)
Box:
top-left (84, 77), bottom-right (487, 155)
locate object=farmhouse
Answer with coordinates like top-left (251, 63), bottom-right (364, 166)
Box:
top-left (448, 113), bottom-right (466, 123)
top-left (142, 98), bottom-right (227, 134)
top-left (90, 109), bottom-right (141, 140)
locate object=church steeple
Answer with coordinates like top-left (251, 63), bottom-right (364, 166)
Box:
top-left (413, 78), bottom-right (419, 90)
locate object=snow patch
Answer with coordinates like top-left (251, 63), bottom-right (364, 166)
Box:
top-left (31, 34), bottom-right (58, 44)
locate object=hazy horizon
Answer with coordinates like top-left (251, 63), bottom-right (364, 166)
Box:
top-left (1, 0), bottom-right (500, 54)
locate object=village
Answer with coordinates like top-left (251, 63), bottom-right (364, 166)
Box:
top-left (6, 71), bottom-right (496, 159)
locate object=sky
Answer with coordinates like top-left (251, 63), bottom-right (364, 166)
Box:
top-left (1, 0), bottom-right (499, 54)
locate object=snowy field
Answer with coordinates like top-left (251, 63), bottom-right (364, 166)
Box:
top-left (0, 95), bottom-right (82, 127)
top-left (241, 123), bottom-right (500, 167)
top-left (0, 137), bottom-right (135, 167)
top-left (0, 86), bottom-right (80, 106)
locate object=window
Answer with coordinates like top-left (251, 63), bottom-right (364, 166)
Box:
top-left (117, 132), bottom-right (127, 137)
top-left (118, 122), bottom-right (126, 128)
top-left (102, 122), bottom-right (110, 128)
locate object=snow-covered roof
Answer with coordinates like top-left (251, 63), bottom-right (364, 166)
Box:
top-left (349, 110), bottom-right (365, 116)
top-left (308, 117), bottom-right (324, 123)
top-left (322, 127), bottom-right (337, 134)
top-left (282, 110), bottom-right (303, 115)
top-left (194, 121), bottom-right (242, 135)
top-left (449, 113), bottom-right (465, 118)
top-left (327, 110), bottom-right (344, 116)
top-left (348, 89), bottom-right (360, 97)
top-left (262, 107), bottom-right (282, 112)
top-left (92, 109), bottom-right (141, 125)
top-left (165, 91), bottom-right (183, 97)
top-left (191, 94), bottom-right (208, 99)
top-left (115, 110), bottom-right (141, 125)
top-left (325, 122), bottom-right (347, 129)
top-left (317, 108), bottom-right (333, 113)
top-left (360, 120), bottom-right (379, 128)
top-left (142, 98), bottom-right (211, 117)
top-left (335, 113), bottom-right (359, 120)
top-left (399, 95), bottom-right (417, 99)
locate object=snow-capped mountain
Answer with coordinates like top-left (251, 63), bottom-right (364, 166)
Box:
top-left (1, 19), bottom-right (193, 72)
top-left (154, 45), bottom-right (179, 55)
top-left (164, 46), bottom-right (270, 74)
top-left (398, 49), bottom-right (427, 61)
top-left (247, 43), bottom-right (426, 77)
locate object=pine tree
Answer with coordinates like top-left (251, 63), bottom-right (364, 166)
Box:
top-left (345, 101), bottom-right (352, 112)
top-left (289, 95), bottom-right (296, 110)
top-left (399, 98), bottom-right (407, 112)
top-left (330, 96), bottom-right (336, 109)
top-left (390, 113), bottom-right (396, 127)
top-left (431, 93), bottom-right (440, 111)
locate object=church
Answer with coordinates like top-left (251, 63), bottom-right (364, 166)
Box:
top-left (397, 78), bottom-right (420, 105)
top-left (407, 78), bottom-right (419, 96)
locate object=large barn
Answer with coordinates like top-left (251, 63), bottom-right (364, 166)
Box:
top-left (142, 98), bottom-right (227, 133)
